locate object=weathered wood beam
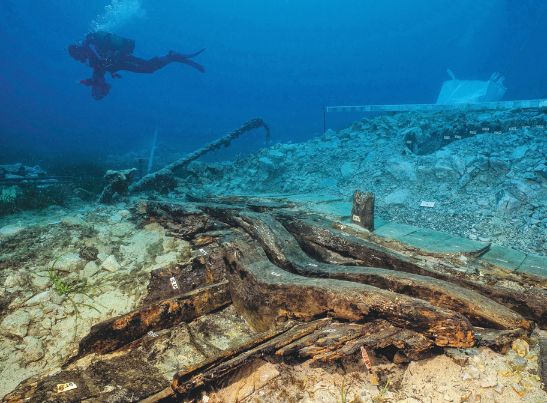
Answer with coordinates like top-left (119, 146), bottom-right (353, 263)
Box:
top-left (4, 354), bottom-right (169, 403)
top-left (142, 244), bottom-right (227, 305)
top-left (171, 320), bottom-right (328, 395)
top-left (276, 319), bottom-right (434, 362)
top-left (134, 200), bottom-right (223, 240)
top-left (224, 238), bottom-right (475, 348)
top-left (205, 208), bottom-right (529, 331)
top-left (473, 327), bottom-right (527, 353)
top-left (352, 190), bottom-right (375, 230)
top-left (281, 214), bottom-right (546, 327)
top-left (71, 282), bottom-right (230, 361)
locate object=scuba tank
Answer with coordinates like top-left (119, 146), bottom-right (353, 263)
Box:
top-left (87, 31), bottom-right (135, 57)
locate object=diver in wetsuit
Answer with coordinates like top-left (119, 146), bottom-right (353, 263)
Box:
top-left (68, 31), bottom-right (205, 100)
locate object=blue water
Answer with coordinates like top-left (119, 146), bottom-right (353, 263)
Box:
top-left (0, 0), bottom-right (545, 166)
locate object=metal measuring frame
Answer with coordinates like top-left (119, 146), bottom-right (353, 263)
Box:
top-left (323, 99), bottom-right (547, 133)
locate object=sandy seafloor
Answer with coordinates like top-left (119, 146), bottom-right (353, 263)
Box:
top-left (0, 110), bottom-right (546, 401)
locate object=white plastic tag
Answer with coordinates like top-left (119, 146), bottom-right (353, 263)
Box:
top-left (420, 201), bottom-right (435, 208)
top-left (352, 215), bottom-right (361, 223)
top-left (169, 277), bottom-right (179, 290)
top-left (199, 248), bottom-right (208, 256)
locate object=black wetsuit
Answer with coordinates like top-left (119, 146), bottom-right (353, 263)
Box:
top-left (77, 31), bottom-right (205, 99)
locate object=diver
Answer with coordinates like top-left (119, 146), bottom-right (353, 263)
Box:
top-left (68, 31), bottom-right (205, 100)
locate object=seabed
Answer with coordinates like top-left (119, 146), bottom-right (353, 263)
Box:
top-left (1, 108), bottom-right (546, 402)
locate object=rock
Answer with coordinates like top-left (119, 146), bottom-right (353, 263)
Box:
top-left (0, 224), bottom-right (25, 238)
top-left (511, 146), bottom-right (529, 159)
top-left (82, 261), bottom-right (101, 278)
top-left (110, 223), bottom-right (132, 237)
top-left (386, 159), bottom-right (417, 182)
top-left (496, 190), bottom-right (522, 213)
top-left (258, 157), bottom-right (275, 171)
top-left (118, 209), bottom-right (131, 218)
top-left (445, 348), bottom-right (475, 365)
top-left (479, 373), bottom-right (497, 388)
top-left (434, 159), bottom-right (458, 180)
top-left (30, 274), bottom-right (49, 291)
top-left (154, 252), bottom-right (179, 267)
top-left (509, 356), bottom-right (527, 371)
top-left (267, 149), bottom-right (285, 161)
top-left (212, 359), bottom-right (280, 403)
top-left (533, 162), bottom-right (547, 179)
top-left (462, 365), bottom-right (481, 381)
top-left (24, 291), bottom-right (51, 307)
top-left (21, 336), bottom-right (44, 364)
top-left (1, 310), bottom-right (31, 338)
top-left (4, 273), bottom-right (23, 288)
top-left (384, 189), bottom-right (410, 205)
top-left (61, 216), bottom-right (85, 226)
top-left (340, 162), bottom-right (357, 178)
top-left (119, 230), bottom-right (163, 266)
top-left (101, 255), bottom-right (121, 272)
top-left (56, 253), bottom-right (86, 273)
top-left (163, 237), bottom-right (190, 257)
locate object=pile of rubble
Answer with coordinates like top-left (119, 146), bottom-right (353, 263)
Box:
top-left (0, 205), bottom-right (191, 397)
top-left (181, 109), bottom-right (546, 255)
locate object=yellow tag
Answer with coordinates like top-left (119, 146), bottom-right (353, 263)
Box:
top-left (56, 382), bottom-right (77, 393)
top-left (352, 215), bottom-right (361, 223)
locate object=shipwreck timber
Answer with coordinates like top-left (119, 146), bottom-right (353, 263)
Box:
top-left (4, 195), bottom-right (545, 402)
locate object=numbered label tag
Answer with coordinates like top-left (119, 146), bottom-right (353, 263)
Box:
top-left (56, 382), bottom-right (77, 393)
top-left (199, 248), bottom-right (208, 256)
top-left (352, 215), bottom-right (361, 223)
top-left (454, 135), bottom-right (462, 139)
top-left (443, 135), bottom-right (451, 140)
top-left (169, 277), bottom-right (179, 290)
top-left (420, 201), bottom-right (435, 208)
top-left (147, 330), bottom-right (159, 338)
